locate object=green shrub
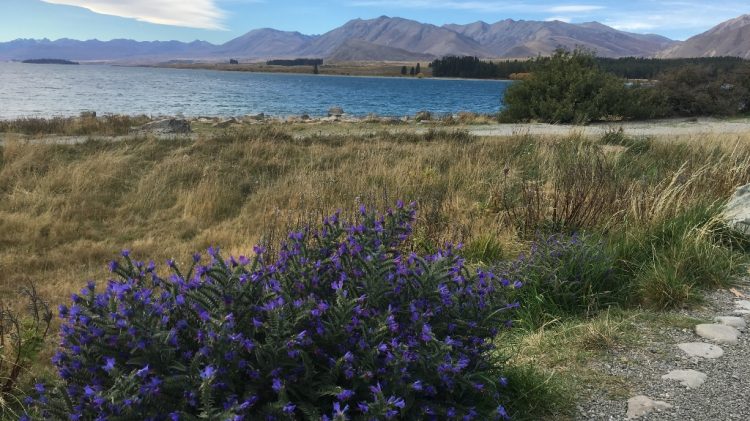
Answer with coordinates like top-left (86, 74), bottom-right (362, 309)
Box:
top-left (610, 205), bottom-right (748, 308)
top-left (656, 64), bottom-right (750, 117)
top-left (496, 233), bottom-right (619, 330)
top-left (599, 128), bottom-right (652, 155)
top-left (499, 49), bottom-right (635, 124)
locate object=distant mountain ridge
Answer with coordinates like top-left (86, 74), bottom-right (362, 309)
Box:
top-left (1, 15), bottom-right (745, 63)
top-left (445, 19), bottom-right (674, 58)
top-left (659, 14), bottom-right (750, 59)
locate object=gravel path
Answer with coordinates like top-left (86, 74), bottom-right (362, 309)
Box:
top-left (576, 281), bottom-right (750, 420)
top-left (3, 117), bottom-right (750, 146)
top-left (468, 117), bottom-right (750, 138)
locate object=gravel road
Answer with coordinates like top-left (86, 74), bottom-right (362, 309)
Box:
top-left (575, 280), bottom-right (750, 420)
top-left (468, 117), bottom-right (750, 138)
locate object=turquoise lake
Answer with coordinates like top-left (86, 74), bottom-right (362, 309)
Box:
top-left (0, 62), bottom-right (511, 118)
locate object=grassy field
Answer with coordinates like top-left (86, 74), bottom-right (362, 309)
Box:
top-left (1, 119), bottom-right (749, 418)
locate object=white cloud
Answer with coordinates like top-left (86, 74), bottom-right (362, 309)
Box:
top-left (350, 1), bottom-right (522, 12)
top-left (607, 21), bottom-right (659, 31)
top-left (351, 1), bottom-right (607, 15)
top-left (41, 0), bottom-right (226, 29)
top-left (546, 16), bottom-right (573, 23)
top-left (547, 5), bottom-right (604, 13)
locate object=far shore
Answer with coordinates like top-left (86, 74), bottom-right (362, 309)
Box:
top-left (147, 61), bottom-right (432, 78)
top-left (140, 63), bottom-right (517, 83)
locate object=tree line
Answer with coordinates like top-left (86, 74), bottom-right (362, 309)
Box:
top-left (499, 49), bottom-right (750, 123)
top-left (431, 55), bottom-right (749, 80)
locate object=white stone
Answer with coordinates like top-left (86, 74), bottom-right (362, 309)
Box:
top-left (714, 316), bottom-right (747, 330)
top-left (724, 184), bottom-right (750, 235)
top-left (677, 342), bottom-right (724, 359)
top-left (734, 310), bottom-right (750, 316)
top-left (736, 300), bottom-right (750, 311)
top-left (695, 324), bottom-right (740, 345)
top-left (626, 395), bottom-right (673, 419)
top-left (662, 369), bottom-right (707, 389)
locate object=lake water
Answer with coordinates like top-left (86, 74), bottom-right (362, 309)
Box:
top-left (0, 62), bottom-right (511, 119)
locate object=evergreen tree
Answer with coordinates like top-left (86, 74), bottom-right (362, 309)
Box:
top-left (401, 66), bottom-right (408, 75)
top-left (410, 67), bottom-right (416, 76)
top-left (415, 63), bottom-right (421, 74)
top-left (313, 63), bottom-right (319, 74)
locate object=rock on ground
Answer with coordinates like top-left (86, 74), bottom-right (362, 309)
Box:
top-left (212, 118), bottom-right (239, 128)
top-left (661, 369), bottom-right (707, 389)
top-left (328, 107), bottom-right (344, 117)
top-left (135, 118), bottom-right (191, 134)
top-left (677, 342), bottom-right (725, 359)
top-left (695, 324), bottom-right (741, 344)
top-left (715, 316), bottom-right (747, 330)
top-left (626, 395), bottom-right (672, 419)
top-left (723, 184), bottom-right (750, 235)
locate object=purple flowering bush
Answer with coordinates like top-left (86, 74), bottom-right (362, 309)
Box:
top-left (27, 203), bottom-right (519, 420)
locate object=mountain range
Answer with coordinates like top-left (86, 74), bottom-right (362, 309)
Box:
top-left (0, 15), bottom-right (748, 63)
top-left (659, 14), bottom-right (750, 59)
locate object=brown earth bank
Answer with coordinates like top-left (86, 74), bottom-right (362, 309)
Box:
top-left (149, 61), bottom-right (434, 78)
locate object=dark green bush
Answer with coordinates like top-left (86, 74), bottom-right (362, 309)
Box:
top-left (496, 233), bottom-right (619, 329)
top-left (499, 49), bottom-right (635, 124)
top-left (656, 64), bottom-right (750, 117)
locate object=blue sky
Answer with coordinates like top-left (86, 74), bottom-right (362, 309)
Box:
top-left (1, 0), bottom-right (748, 42)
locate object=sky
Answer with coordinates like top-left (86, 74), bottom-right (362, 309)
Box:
top-left (0, 0), bottom-right (748, 43)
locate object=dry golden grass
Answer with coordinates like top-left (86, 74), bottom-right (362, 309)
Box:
top-left (1, 125), bottom-right (749, 307)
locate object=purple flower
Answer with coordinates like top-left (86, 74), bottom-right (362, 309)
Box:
top-left (200, 365), bottom-right (216, 380)
top-left (272, 378), bottom-right (283, 393)
top-left (136, 365), bottom-right (149, 378)
top-left (102, 357), bottom-right (116, 373)
top-left (337, 389), bottom-right (354, 401)
top-left (420, 324), bottom-right (433, 342)
top-left (283, 402), bottom-right (296, 413)
top-left (84, 385), bottom-right (95, 397)
top-left (333, 402), bottom-right (349, 417)
top-left (349, 402), bottom-right (366, 415)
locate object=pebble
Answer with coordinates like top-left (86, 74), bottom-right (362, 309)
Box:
top-left (626, 395), bottom-right (673, 419)
top-left (714, 316), bottom-right (747, 330)
top-left (735, 300), bottom-right (750, 310)
top-left (695, 324), bottom-right (741, 345)
top-left (661, 369), bottom-right (707, 389)
top-left (677, 342), bottom-right (724, 359)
